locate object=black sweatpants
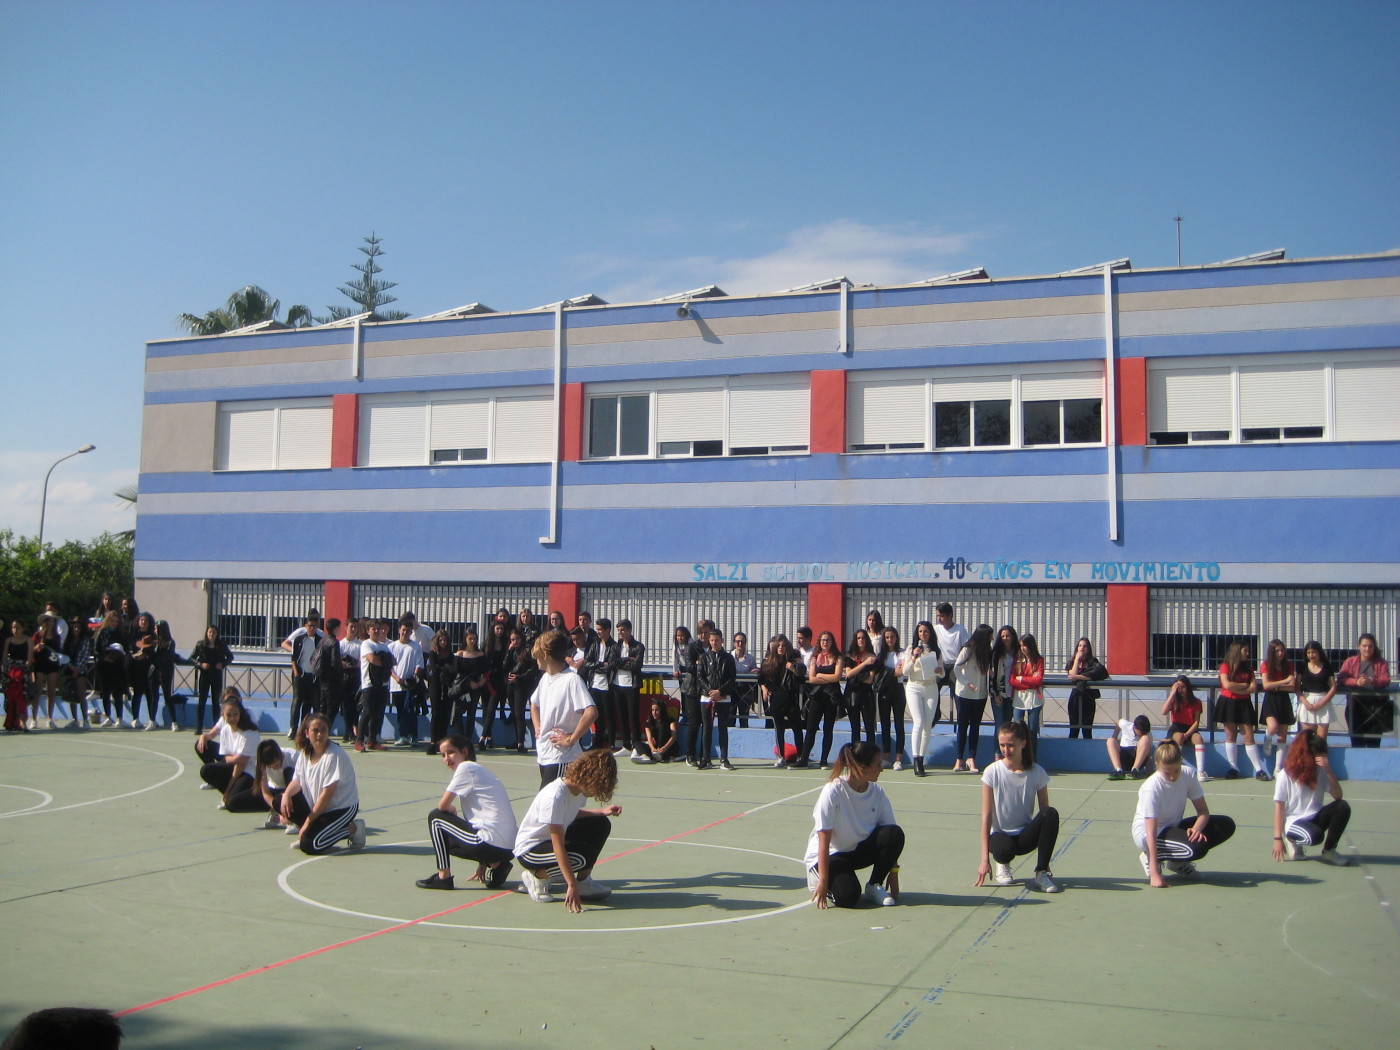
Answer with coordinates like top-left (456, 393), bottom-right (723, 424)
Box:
top-left (988, 807), bottom-right (1060, 873)
top-left (817, 825), bottom-right (905, 908)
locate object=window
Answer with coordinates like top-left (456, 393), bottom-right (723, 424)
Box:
top-left (849, 366), bottom-right (1103, 452)
top-left (216, 399), bottom-right (332, 471)
top-left (211, 580), bottom-right (324, 650)
top-left (1147, 353), bottom-right (1398, 446)
top-left (360, 390), bottom-right (554, 467)
top-left (587, 377), bottom-right (810, 460)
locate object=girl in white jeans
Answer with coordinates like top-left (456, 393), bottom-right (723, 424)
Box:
top-left (900, 621), bottom-right (941, 778)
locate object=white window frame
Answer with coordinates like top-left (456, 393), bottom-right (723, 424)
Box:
top-left (1147, 351), bottom-right (1395, 447)
top-left (847, 364), bottom-right (1105, 454)
top-left (359, 388), bottom-right (554, 467)
top-left (215, 398), bottom-right (332, 472)
top-left (586, 375), bottom-right (811, 461)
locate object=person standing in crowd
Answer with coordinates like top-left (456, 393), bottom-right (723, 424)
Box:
top-left (901, 621), bottom-right (941, 777)
top-left (355, 619), bottom-right (393, 752)
top-left (311, 618), bottom-right (345, 734)
top-left (415, 734), bottom-right (518, 890)
top-left (64, 614), bottom-right (95, 728)
top-left (697, 627), bottom-right (737, 770)
top-left (530, 628), bottom-right (598, 787)
top-left (876, 626), bottom-right (907, 770)
top-left (1259, 638), bottom-right (1296, 774)
top-left (513, 748), bottom-right (621, 910)
top-left (424, 629), bottom-right (460, 755)
top-left (389, 619), bottom-right (425, 747)
top-left (674, 626), bottom-right (701, 765)
top-left (282, 614), bottom-right (324, 742)
top-left (547, 610), bottom-right (567, 633)
top-left (92, 611), bottom-right (128, 728)
top-left (126, 611), bottom-right (157, 730)
top-left (581, 617), bottom-right (619, 752)
top-left (190, 625), bottom-right (233, 735)
top-left (1295, 640), bottom-right (1338, 741)
top-left (1065, 637), bottom-right (1108, 738)
top-left (933, 603), bottom-right (970, 730)
top-left (613, 620), bottom-right (645, 758)
top-left (1272, 729), bottom-right (1354, 866)
top-left (1217, 641), bottom-right (1268, 780)
top-left (452, 626), bottom-right (490, 748)
top-left (281, 713), bottom-right (365, 855)
top-left (148, 620), bottom-right (178, 730)
top-left (1010, 633), bottom-right (1046, 744)
top-left (952, 625), bottom-right (994, 773)
top-left (797, 630), bottom-right (846, 770)
top-left (1161, 675), bottom-right (1207, 775)
top-left (730, 630), bottom-right (757, 729)
top-left (989, 624), bottom-right (1019, 731)
top-left (480, 618), bottom-right (512, 748)
top-left (29, 614), bottom-right (64, 730)
top-left (843, 629), bottom-right (878, 746)
top-left (503, 626), bottom-right (540, 754)
top-left (1338, 633), bottom-right (1391, 749)
top-left (516, 607), bottom-right (540, 645)
top-left (337, 619), bottom-right (365, 744)
top-left (806, 741), bottom-right (904, 909)
top-left (760, 634), bottom-right (805, 768)
top-left (1133, 740), bottom-right (1236, 887)
top-left (4, 621), bottom-right (33, 732)
top-left (402, 611), bottom-right (435, 652)
top-left (975, 721), bottom-right (1061, 893)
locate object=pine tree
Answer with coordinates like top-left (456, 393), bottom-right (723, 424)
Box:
top-left (321, 232), bottom-right (410, 321)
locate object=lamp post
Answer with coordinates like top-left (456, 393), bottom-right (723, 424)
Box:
top-left (37, 444), bottom-right (96, 554)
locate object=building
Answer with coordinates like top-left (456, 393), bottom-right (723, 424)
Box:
top-left (136, 250), bottom-right (1400, 672)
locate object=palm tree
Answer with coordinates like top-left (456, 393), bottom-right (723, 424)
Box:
top-left (113, 484), bottom-right (137, 544)
top-left (176, 285), bottom-right (313, 336)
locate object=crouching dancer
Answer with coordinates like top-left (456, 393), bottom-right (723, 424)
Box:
top-left (281, 714), bottom-right (365, 855)
top-left (1132, 740), bottom-right (1235, 887)
top-left (416, 734), bottom-right (519, 890)
top-left (513, 748), bottom-right (621, 912)
top-left (975, 722), bottom-right (1061, 893)
top-left (806, 741), bottom-right (904, 908)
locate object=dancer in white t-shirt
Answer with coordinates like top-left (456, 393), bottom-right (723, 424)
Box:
top-left (194, 690), bottom-right (261, 808)
top-left (1132, 740), bottom-right (1236, 887)
top-left (416, 734), bottom-right (519, 890)
top-left (530, 629), bottom-right (599, 787)
top-left (514, 748), bottom-right (621, 912)
top-left (280, 714), bottom-right (365, 855)
top-left (1272, 729), bottom-right (1354, 866)
top-left (975, 721), bottom-right (1060, 893)
top-left (805, 741), bottom-right (904, 908)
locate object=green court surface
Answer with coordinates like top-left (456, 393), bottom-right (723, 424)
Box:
top-left (2, 731), bottom-right (1397, 1050)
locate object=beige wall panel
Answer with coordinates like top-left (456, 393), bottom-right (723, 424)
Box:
top-left (141, 402), bottom-right (216, 473)
top-left (134, 577), bottom-right (209, 649)
top-left (147, 340), bottom-right (349, 373)
top-left (1118, 276), bottom-right (1400, 312)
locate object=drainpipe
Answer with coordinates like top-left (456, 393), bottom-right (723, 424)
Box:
top-left (539, 302), bottom-right (563, 545)
top-left (351, 316), bottom-right (364, 379)
top-left (838, 279), bottom-right (851, 354)
top-left (1104, 264), bottom-right (1120, 541)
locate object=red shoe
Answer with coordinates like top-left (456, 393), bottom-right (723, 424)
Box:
top-left (372, 742), bottom-right (388, 751)
top-left (353, 740), bottom-right (366, 753)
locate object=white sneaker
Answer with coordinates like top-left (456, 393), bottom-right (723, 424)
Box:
top-left (1285, 839), bottom-right (1305, 861)
top-left (1165, 859), bottom-right (1199, 879)
top-left (101, 717), bottom-right (114, 728)
top-left (262, 816), bottom-right (282, 830)
top-left (521, 868), bottom-right (554, 903)
top-left (1318, 849), bottom-right (1353, 867)
top-left (144, 721), bottom-right (156, 731)
top-left (630, 751), bottom-right (652, 764)
top-left (576, 875), bottom-right (612, 901)
top-left (613, 745), bottom-right (629, 756)
top-left (864, 882), bottom-right (896, 907)
top-left (199, 783), bottom-right (215, 790)
top-left (1031, 871), bottom-right (1061, 893)
top-left (129, 721), bottom-right (141, 730)
top-left (994, 863), bottom-right (1014, 886)
top-left (1138, 850), bottom-right (1157, 880)
top-left (171, 723), bottom-right (182, 731)
top-left (347, 819), bottom-right (366, 850)
top-left (284, 823), bottom-right (300, 835)
top-left (26, 718), bottom-right (36, 730)
top-left (216, 801), bottom-right (227, 811)
top-left (892, 759), bottom-right (904, 772)
top-left (46, 718), bottom-right (57, 730)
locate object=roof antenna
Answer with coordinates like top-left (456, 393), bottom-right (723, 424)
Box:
top-left (1174, 212), bottom-right (1183, 268)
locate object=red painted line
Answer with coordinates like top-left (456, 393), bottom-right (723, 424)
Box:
top-left (117, 797), bottom-right (779, 1017)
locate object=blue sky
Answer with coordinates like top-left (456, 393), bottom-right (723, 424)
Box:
top-left (2, 0), bottom-right (1396, 542)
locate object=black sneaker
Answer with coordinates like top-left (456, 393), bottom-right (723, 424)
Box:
top-left (1254, 770), bottom-right (1271, 781)
top-left (487, 861), bottom-right (513, 889)
top-left (416, 873), bottom-right (455, 890)
top-left (1225, 768), bottom-right (1240, 780)
top-left (720, 759), bottom-right (734, 771)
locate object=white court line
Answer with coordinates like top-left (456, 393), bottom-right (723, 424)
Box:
top-left (0, 784), bottom-right (55, 816)
top-left (0, 741), bottom-right (185, 819)
top-left (278, 836), bottom-right (811, 934)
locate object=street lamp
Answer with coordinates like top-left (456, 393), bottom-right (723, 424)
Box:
top-left (37, 444), bottom-right (96, 553)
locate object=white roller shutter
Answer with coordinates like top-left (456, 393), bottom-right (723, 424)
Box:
top-left (494, 395), bottom-right (554, 462)
top-left (1239, 364), bottom-right (1325, 429)
top-left (361, 398), bottom-right (427, 466)
top-left (218, 406), bottom-right (276, 471)
top-left (1021, 370), bottom-right (1102, 400)
top-left (729, 380), bottom-right (809, 449)
top-left (931, 375), bottom-right (1013, 402)
top-left (1334, 361), bottom-right (1400, 441)
top-left (656, 387), bottom-right (723, 443)
top-left (1149, 366), bottom-right (1231, 433)
top-left (429, 399), bottom-right (489, 453)
top-left (275, 403), bottom-right (332, 469)
top-left (848, 378), bottom-right (926, 448)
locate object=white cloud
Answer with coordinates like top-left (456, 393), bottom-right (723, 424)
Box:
top-left (0, 450), bottom-right (137, 545)
top-left (592, 219), bottom-right (983, 304)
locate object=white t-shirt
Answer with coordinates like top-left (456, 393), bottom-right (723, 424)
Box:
top-left (934, 622), bottom-right (969, 671)
top-left (531, 669), bottom-right (595, 767)
top-left (360, 639), bottom-right (392, 690)
top-left (804, 777), bottom-right (897, 870)
top-left (1114, 719), bottom-right (1150, 752)
top-left (514, 777), bottom-right (588, 856)
top-left (981, 760), bottom-right (1050, 835)
top-left (1131, 767), bottom-right (1204, 849)
top-left (293, 742), bottom-right (358, 813)
top-left (213, 717), bottom-right (260, 767)
top-left (389, 638), bottom-right (424, 690)
top-left (285, 627), bottom-right (324, 674)
top-left (615, 640), bottom-right (636, 688)
top-left (264, 746), bottom-right (299, 790)
top-left (444, 760), bottom-right (519, 850)
top-left (1272, 768), bottom-right (1327, 835)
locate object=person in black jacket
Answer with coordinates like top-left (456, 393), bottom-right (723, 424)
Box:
top-left (697, 628), bottom-right (737, 770)
top-left (613, 620), bottom-right (646, 757)
top-left (503, 627), bottom-right (540, 753)
top-left (581, 618), bottom-right (620, 751)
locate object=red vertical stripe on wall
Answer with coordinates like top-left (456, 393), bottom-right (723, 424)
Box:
top-left (1116, 358), bottom-right (1147, 447)
top-left (807, 583), bottom-right (845, 646)
top-left (331, 394), bottom-right (359, 468)
top-left (1106, 584), bottom-right (1148, 676)
top-left (561, 383), bottom-right (584, 462)
top-left (809, 370), bottom-right (847, 454)
top-left (549, 582), bottom-right (579, 626)
top-left (324, 581), bottom-right (351, 628)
